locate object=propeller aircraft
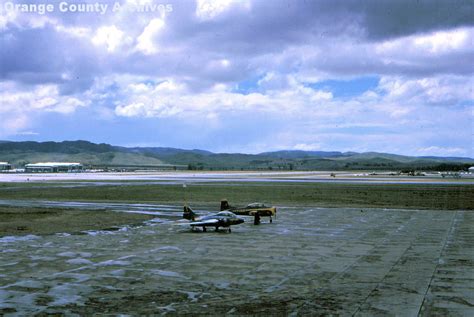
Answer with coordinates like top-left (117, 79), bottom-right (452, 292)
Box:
top-left (220, 200), bottom-right (277, 225)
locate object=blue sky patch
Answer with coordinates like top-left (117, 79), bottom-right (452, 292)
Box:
top-left (308, 76), bottom-right (380, 98)
top-left (233, 75), bottom-right (265, 94)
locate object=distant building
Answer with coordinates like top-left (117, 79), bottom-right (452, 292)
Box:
top-left (0, 162), bottom-right (12, 171)
top-left (25, 162), bottom-right (83, 173)
top-left (469, 166), bottom-right (474, 174)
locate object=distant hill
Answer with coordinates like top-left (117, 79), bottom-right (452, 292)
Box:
top-left (0, 140), bottom-right (472, 171)
top-left (0, 140), bottom-right (168, 168)
top-left (127, 147), bottom-right (213, 157)
top-left (0, 140), bottom-right (116, 153)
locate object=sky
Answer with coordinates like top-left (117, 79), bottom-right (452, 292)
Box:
top-left (0, 0), bottom-right (473, 157)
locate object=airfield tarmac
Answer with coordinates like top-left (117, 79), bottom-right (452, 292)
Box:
top-left (1, 204), bottom-right (473, 315)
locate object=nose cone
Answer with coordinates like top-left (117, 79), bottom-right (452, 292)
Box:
top-left (237, 218), bottom-right (245, 224)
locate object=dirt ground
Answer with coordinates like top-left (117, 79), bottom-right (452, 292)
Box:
top-left (1, 206), bottom-right (472, 315)
top-left (0, 206), bottom-right (155, 236)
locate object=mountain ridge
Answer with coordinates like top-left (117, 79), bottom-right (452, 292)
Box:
top-left (0, 140), bottom-right (472, 170)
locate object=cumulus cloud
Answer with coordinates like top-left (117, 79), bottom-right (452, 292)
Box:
top-left (0, 0), bottom-right (472, 156)
top-left (416, 146), bottom-right (467, 156)
top-left (0, 82), bottom-right (86, 113)
top-left (293, 143), bottom-right (323, 151)
top-left (378, 76), bottom-right (474, 106)
top-left (136, 18), bottom-right (165, 54)
top-left (92, 25), bottom-right (127, 52)
top-left (0, 113), bottom-right (29, 136)
top-left (0, 81), bottom-right (87, 136)
top-left (195, 0), bottom-right (250, 20)
top-left (111, 74), bottom-right (333, 119)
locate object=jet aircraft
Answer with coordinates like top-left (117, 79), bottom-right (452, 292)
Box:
top-left (182, 205), bottom-right (244, 232)
top-left (220, 200), bottom-right (277, 225)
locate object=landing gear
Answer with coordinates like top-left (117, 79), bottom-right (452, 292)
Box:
top-left (203, 227), bottom-right (207, 232)
top-left (254, 214), bottom-right (261, 225)
top-left (270, 216), bottom-right (273, 223)
top-left (215, 226), bottom-right (219, 232)
top-left (228, 227), bottom-right (232, 233)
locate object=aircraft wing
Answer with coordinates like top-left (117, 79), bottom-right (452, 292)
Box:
top-left (189, 219), bottom-right (220, 226)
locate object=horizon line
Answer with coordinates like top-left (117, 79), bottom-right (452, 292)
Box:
top-left (1, 139), bottom-right (473, 160)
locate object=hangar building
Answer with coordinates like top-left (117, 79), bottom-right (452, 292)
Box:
top-left (0, 162), bottom-right (12, 171)
top-left (25, 162), bottom-right (83, 173)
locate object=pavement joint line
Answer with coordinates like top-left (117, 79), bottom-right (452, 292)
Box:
top-left (286, 213), bottom-right (416, 314)
top-left (350, 214), bottom-right (422, 316)
top-left (351, 213), bottom-right (434, 316)
top-left (417, 210), bottom-right (458, 316)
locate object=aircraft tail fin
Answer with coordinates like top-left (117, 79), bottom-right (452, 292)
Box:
top-left (183, 205), bottom-right (197, 221)
top-left (220, 199), bottom-right (230, 211)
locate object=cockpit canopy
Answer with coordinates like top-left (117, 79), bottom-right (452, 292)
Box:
top-left (216, 211), bottom-right (238, 218)
top-left (246, 202), bottom-right (268, 208)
